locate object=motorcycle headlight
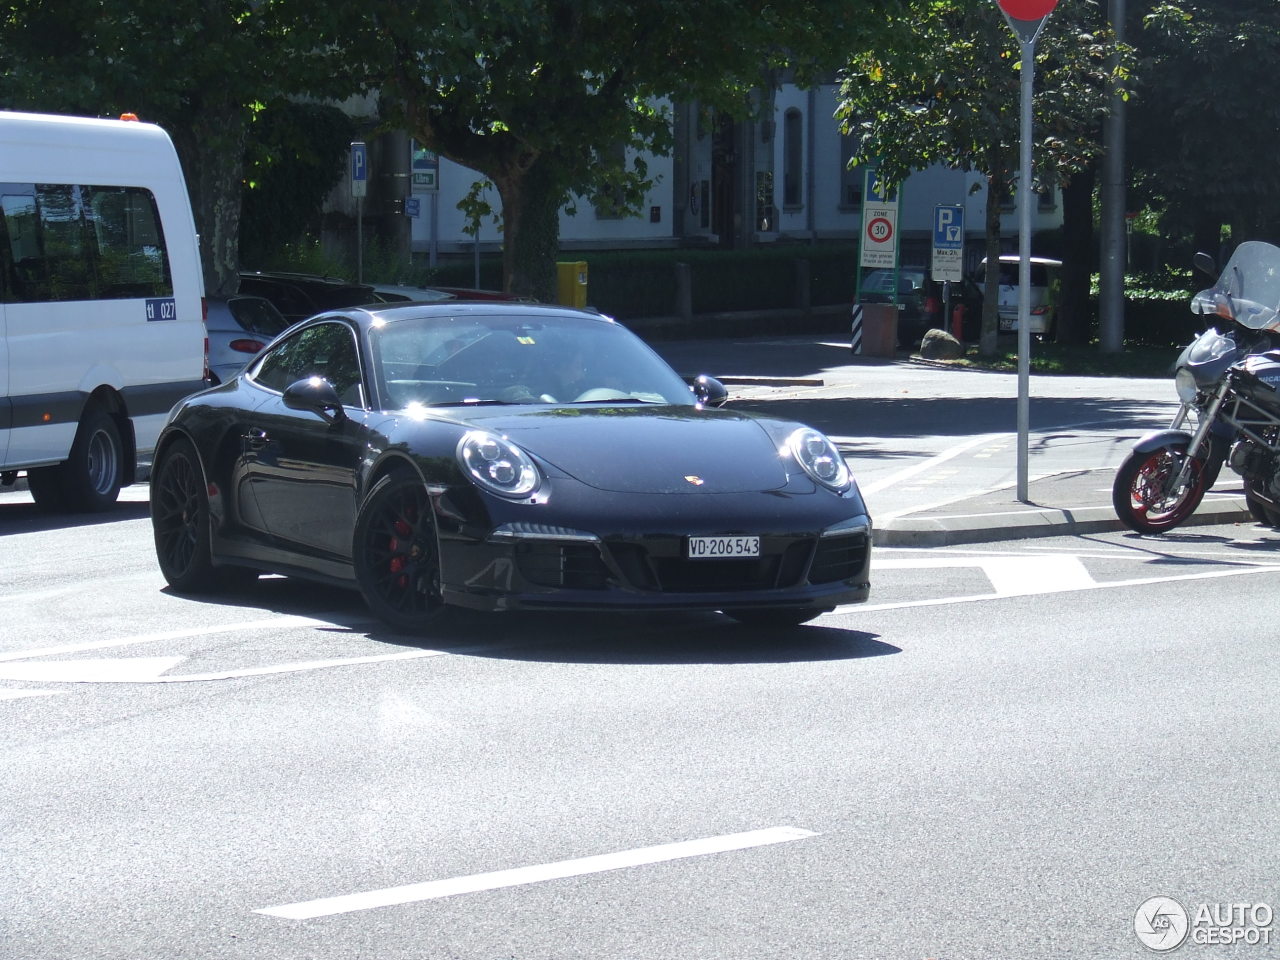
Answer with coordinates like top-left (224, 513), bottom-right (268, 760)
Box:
top-left (1175, 367), bottom-right (1198, 403)
top-left (787, 427), bottom-right (852, 492)
top-left (458, 431), bottom-right (540, 498)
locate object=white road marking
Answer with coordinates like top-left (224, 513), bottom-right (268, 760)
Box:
top-left (831, 562), bottom-right (1280, 615)
top-left (873, 554), bottom-right (1095, 595)
top-left (0, 649), bottom-right (445, 684)
top-left (0, 614), bottom-right (355, 663)
top-left (0, 689), bottom-right (59, 700)
top-left (256, 826), bottom-right (818, 920)
top-left (858, 434), bottom-right (1003, 496)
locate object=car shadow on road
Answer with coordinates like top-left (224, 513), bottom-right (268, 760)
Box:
top-left (173, 576), bottom-right (898, 666)
top-left (0, 497), bottom-right (150, 534)
top-left (375, 610), bottom-right (900, 666)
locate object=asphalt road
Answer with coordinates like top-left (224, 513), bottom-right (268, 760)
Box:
top-left (2, 488), bottom-right (1278, 959)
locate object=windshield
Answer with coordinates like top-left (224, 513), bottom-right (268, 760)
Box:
top-left (369, 312), bottom-right (697, 409)
top-left (1191, 241), bottom-right (1280, 330)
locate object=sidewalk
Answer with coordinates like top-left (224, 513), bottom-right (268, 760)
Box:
top-left (872, 468), bottom-right (1251, 547)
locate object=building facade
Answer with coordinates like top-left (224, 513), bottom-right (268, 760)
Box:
top-left (335, 81), bottom-right (1062, 274)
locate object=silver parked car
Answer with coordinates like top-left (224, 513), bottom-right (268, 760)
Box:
top-left (205, 295), bottom-right (290, 385)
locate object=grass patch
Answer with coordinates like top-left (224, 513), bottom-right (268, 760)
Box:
top-left (926, 342), bottom-right (1180, 378)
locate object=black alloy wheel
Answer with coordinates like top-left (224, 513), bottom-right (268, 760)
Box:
top-left (354, 473), bottom-right (447, 632)
top-left (151, 438), bottom-right (216, 591)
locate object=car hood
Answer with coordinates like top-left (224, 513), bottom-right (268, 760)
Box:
top-left (447, 405), bottom-right (791, 493)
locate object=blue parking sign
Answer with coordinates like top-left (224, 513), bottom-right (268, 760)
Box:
top-left (931, 204), bottom-right (965, 282)
top-left (933, 205), bottom-right (964, 248)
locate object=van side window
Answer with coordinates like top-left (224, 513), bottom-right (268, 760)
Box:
top-left (85, 186), bottom-right (172, 297)
top-left (0, 183), bottom-right (172, 303)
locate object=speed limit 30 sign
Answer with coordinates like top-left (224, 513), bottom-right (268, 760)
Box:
top-left (859, 168), bottom-right (899, 268)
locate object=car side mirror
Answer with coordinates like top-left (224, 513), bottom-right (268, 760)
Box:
top-left (283, 376), bottom-right (347, 423)
top-left (690, 374), bottom-right (729, 408)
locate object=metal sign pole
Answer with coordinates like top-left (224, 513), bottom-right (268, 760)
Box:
top-left (1016, 36), bottom-right (1034, 502)
top-left (995, 0), bottom-right (1057, 502)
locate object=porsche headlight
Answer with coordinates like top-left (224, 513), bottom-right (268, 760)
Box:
top-left (459, 431), bottom-right (540, 498)
top-left (787, 427), bottom-right (851, 492)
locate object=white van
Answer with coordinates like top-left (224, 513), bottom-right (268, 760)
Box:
top-left (0, 111), bottom-right (206, 511)
top-left (981, 255), bottom-right (1062, 336)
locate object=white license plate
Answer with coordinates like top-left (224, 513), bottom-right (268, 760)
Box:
top-left (687, 535), bottom-right (760, 559)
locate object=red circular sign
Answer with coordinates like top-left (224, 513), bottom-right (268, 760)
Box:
top-left (997, 0), bottom-right (1058, 18)
top-left (867, 217), bottom-right (893, 244)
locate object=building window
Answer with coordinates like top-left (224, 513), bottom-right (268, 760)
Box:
top-left (782, 108), bottom-right (803, 208)
top-left (840, 132), bottom-right (862, 209)
top-left (1037, 186), bottom-right (1057, 211)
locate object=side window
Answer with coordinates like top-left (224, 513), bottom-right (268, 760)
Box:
top-left (251, 322), bottom-right (365, 406)
top-left (0, 183), bottom-right (172, 302)
top-left (84, 186), bottom-right (172, 297)
top-left (36, 185), bottom-right (93, 301)
top-left (2, 189), bottom-right (45, 302)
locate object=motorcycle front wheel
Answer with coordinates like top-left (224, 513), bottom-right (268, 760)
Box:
top-left (1112, 442), bottom-right (1208, 534)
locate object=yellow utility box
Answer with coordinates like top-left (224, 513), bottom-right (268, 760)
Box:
top-left (556, 261), bottom-right (588, 308)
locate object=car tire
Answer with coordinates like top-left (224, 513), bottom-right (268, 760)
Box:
top-left (26, 465), bottom-right (69, 511)
top-left (28, 406), bottom-right (124, 513)
top-left (151, 437), bottom-right (222, 592)
top-left (62, 406), bottom-right (125, 512)
top-left (353, 473), bottom-right (449, 632)
top-left (723, 608), bottom-right (829, 628)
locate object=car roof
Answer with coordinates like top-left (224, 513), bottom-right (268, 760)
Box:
top-left (294, 300), bottom-right (615, 334)
top-left (983, 256), bottom-right (1063, 267)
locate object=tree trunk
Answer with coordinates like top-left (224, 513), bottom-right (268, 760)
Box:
top-left (1057, 165), bottom-right (1096, 346)
top-left (979, 175), bottom-right (1005, 357)
top-left (495, 160), bottom-right (561, 303)
top-left (172, 106), bottom-right (249, 298)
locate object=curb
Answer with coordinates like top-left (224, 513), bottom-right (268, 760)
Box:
top-left (874, 496), bottom-right (1253, 547)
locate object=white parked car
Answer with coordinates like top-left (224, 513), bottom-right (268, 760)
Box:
top-left (204, 295), bottom-right (289, 385)
top-left (980, 255), bottom-right (1062, 336)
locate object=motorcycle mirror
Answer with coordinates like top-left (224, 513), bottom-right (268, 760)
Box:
top-left (1193, 251), bottom-right (1217, 277)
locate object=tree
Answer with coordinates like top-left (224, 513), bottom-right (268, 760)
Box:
top-left (836, 0), bottom-right (1126, 354)
top-left (0, 0), bottom-right (326, 297)
top-left (1129, 1), bottom-right (1280, 258)
top-left (297, 0), bottom-right (906, 302)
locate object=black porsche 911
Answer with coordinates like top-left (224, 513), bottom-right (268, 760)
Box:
top-left (150, 302), bottom-right (872, 630)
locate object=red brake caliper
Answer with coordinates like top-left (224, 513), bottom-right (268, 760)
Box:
top-left (389, 518), bottom-right (413, 588)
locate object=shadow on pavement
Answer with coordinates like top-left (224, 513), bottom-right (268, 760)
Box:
top-left (730, 395), bottom-right (1171, 441)
top-left (162, 575), bottom-right (897, 666)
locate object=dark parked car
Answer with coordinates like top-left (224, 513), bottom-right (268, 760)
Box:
top-left (859, 266), bottom-right (927, 347)
top-left (205, 294), bottom-right (290, 385)
top-left (150, 303), bottom-right (872, 631)
top-left (238, 271), bottom-right (377, 322)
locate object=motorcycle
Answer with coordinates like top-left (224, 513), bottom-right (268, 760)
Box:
top-left (1113, 240), bottom-right (1280, 534)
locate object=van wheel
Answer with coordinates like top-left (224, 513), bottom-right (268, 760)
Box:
top-left (62, 407), bottom-right (124, 512)
top-left (27, 407), bottom-right (124, 513)
top-left (26, 466), bottom-right (68, 511)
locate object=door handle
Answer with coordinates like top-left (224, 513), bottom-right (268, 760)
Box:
top-left (244, 428), bottom-right (269, 450)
